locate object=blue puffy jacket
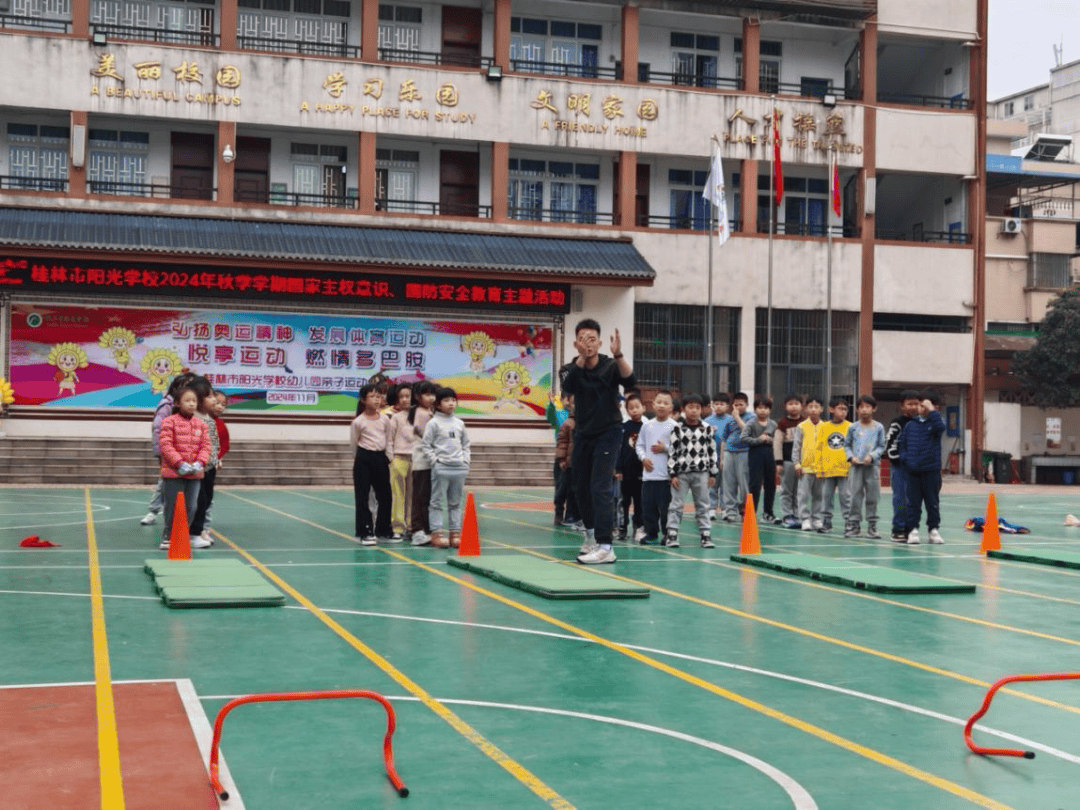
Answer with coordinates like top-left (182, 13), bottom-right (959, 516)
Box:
top-left (897, 410), bottom-right (945, 473)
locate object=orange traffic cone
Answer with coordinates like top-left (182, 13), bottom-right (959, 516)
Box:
top-left (739, 493), bottom-right (761, 555)
top-left (457, 492), bottom-right (480, 557)
top-left (979, 492), bottom-right (1001, 553)
top-left (167, 490), bottom-right (193, 560)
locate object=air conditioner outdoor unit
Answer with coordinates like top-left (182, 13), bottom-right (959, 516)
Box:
top-left (1001, 218), bottom-right (1022, 234)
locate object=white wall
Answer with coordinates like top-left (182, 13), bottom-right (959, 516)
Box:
top-left (983, 401), bottom-right (1022, 458)
top-left (872, 331), bottom-right (974, 384)
top-left (876, 0), bottom-right (978, 39)
top-left (874, 244), bottom-right (973, 315)
top-left (876, 108), bottom-right (976, 175)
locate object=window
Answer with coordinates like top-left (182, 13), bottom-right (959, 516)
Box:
top-left (375, 148), bottom-right (418, 211)
top-left (735, 38), bottom-right (781, 93)
top-left (291, 142), bottom-right (347, 206)
top-left (755, 309), bottom-right (858, 401)
top-left (758, 175), bottom-right (827, 235)
top-left (670, 31), bottom-right (718, 88)
top-left (1028, 253), bottom-right (1071, 289)
top-left (92, 0), bottom-right (214, 44)
top-left (87, 128), bottom-right (149, 195)
top-left (668, 168), bottom-right (709, 230)
top-left (1003, 100), bottom-right (1014, 117)
top-left (238, 0), bottom-right (349, 49)
top-left (508, 158), bottom-right (599, 223)
top-left (1023, 95), bottom-right (1035, 111)
top-left (6, 122), bottom-right (68, 190)
top-left (872, 313), bottom-right (971, 333)
top-left (510, 16), bottom-right (601, 77)
top-left (378, 3), bottom-right (421, 54)
top-left (800, 77), bottom-right (830, 98)
top-left (634, 304), bottom-right (740, 395)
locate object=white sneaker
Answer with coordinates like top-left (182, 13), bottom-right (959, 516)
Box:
top-left (906, 529), bottom-right (920, 545)
top-left (360, 535), bottom-right (377, 546)
top-left (411, 531), bottom-right (431, 546)
top-left (158, 539), bottom-right (170, 550)
top-left (634, 526), bottom-right (646, 543)
top-left (140, 512), bottom-right (158, 525)
top-left (200, 530), bottom-right (214, 546)
top-left (928, 528), bottom-right (944, 544)
top-left (708, 509), bottom-right (716, 521)
top-left (811, 520), bottom-right (823, 532)
top-left (578, 546), bottom-right (616, 565)
top-left (801, 519), bottom-right (812, 531)
top-left (190, 534), bottom-right (212, 549)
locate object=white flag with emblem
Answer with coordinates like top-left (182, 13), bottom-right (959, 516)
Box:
top-left (702, 150), bottom-right (729, 246)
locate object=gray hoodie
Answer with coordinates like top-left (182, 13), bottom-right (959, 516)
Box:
top-left (421, 411), bottom-right (471, 470)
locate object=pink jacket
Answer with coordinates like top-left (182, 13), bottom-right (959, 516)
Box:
top-left (159, 413), bottom-right (211, 479)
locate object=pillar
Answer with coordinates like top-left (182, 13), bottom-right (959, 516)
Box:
top-left (493, 0), bottom-right (511, 71)
top-left (739, 159), bottom-right (757, 233)
top-left (68, 111), bottom-right (87, 199)
top-left (490, 141), bottom-right (508, 221)
top-left (620, 4), bottom-right (639, 84)
top-left (616, 151), bottom-right (637, 228)
top-left (741, 18), bottom-right (760, 94)
top-left (216, 121), bottom-right (236, 204)
top-left (219, 0), bottom-right (237, 51)
top-left (361, 0), bottom-right (379, 62)
top-left (72, 0), bottom-right (89, 38)
top-left (357, 130), bottom-right (377, 214)
top-left (860, 19), bottom-right (877, 104)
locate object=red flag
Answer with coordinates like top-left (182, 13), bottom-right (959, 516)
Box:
top-left (831, 159), bottom-right (841, 218)
top-left (772, 107), bottom-right (783, 207)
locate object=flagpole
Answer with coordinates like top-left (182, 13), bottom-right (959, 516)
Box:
top-left (706, 136), bottom-right (717, 397)
top-left (826, 147), bottom-right (834, 402)
top-left (766, 102), bottom-right (776, 400)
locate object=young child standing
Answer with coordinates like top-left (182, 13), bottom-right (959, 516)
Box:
top-left (635, 391), bottom-right (675, 545)
top-left (666, 393), bottom-right (718, 548)
top-left (421, 387), bottom-right (472, 549)
top-left (885, 390), bottom-right (922, 541)
top-left (386, 384), bottom-right (416, 541)
top-left (351, 383), bottom-right (393, 545)
top-left (157, 386), bottom-right (211, 550)
top-left (816, 397), bottom-right (852, 534)
top-left (189, 378), bottom-right (221, 548)
top-left (741, 396), bottom-right (778, 523)
top-left (546, 391), bottom-right (571, 525)
top-left (616, 392), bottom-right (645, 541)
top-left (141, 371), bottom-right (194, 525)
top-left (792, 395), bottom-right (826, 531)
top-left (555, 394), bottom-right (580, 528)
top-left (408, 381), bottom-right (438, 545)
top-left (705, 393), bottom-right (732, 520)
top-left (719, 392), bottom-right (751, 522)
top-left (845, 395), bottom-right (886, 538)
top-left (773, 394), bottom-right (804, 529)
top-left (898, 391), bottom-right (946, 544)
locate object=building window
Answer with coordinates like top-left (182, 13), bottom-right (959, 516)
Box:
top-left (290, 142), bottom-right (347, 206)
top-left (872, 313), bottom-right (971, 333)
top-left (508, 158), bottom-right (598, 223)
top-left (238, 0), bottom-right (349, 50)
top-left (1003, 100), bottom-right (1014, 117)
top-left (9, 0), bottom-right (72, 25)
top-left (375, 148), bottom-right (418, 211)
top-left (1023, 94), bottom-right (1035, 111)
top-left (755, 309), bottom-right (858, 401)
top-left (87, 128), bottom-right (149, 195)
top-left (6, 122), bottom-right (68, 190)
top-left (1028, 253), bottom-right (1071, 289)
top-left (735, 38), bottom-right (781, 94)
top-left (92, 0), bottom-right (215, 45)
top-left (510, 16), bottom-right (601, 77)
top-left (758, 175), bottom-right (828, 235)
top-left (634, 304), bottom-right (740, 395)
top-left (668, 168), bottom-right (708, 230)
top-left (378, 3), bottom-right (420, 54)
top-left (670, 31), bottom-right (718, 87)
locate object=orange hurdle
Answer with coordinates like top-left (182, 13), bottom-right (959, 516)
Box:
top-left (208, 689), bottom-right (408, 799)
top-left (964, 672), bottom-right (1080, 758)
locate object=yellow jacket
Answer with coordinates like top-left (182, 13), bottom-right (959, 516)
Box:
top-left (794, 418), bottom-right (852, 477)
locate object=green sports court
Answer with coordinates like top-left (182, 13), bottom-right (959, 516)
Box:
top-left (3, 482), bottom-right (1079, 810)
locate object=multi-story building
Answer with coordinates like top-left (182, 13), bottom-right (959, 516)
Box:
top-left (0, 0), bottom-right (987, 472)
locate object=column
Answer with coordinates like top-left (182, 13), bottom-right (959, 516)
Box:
top-left (739, 159), bottom-right (757, 233)
top-left (490, 141), bottom-right (508, 221)
top-left (860, 19), bottom-right (877, 104)
top-left (216, 121), bottom-right (236, 204)
top-left (219, 0), bottom-right (237, 51)
top-left (741, 18), bottom-right (760, 94)
top-left (68, 111), bottom-right (87, 199)
top-left (492, 0), bottom-right (511, 71)
top-left (969, 0), bottom-right (989, 479)
top-left (620, 4), bottom-right (639, 84)
top-left (72, 0), bottom-right (89, 38)
top-left (357, 130), bottom-right (377, 214)
top-left (361, 0), bottom-right (379, 62)
top-left (857, 113), bottom-right (876, 396)
top-left (616, 151), bottom-right (637, 228)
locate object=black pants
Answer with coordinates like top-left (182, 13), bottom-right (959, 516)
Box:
top-left (641, 479), bottom-right (672, 541)
top-left (354, 448), bottom-right (392, 537)
top-left (904, 468), bottom-right (941, 532)
top-left (189, 464), bottom-right (216, 534)
top-left (409, 468), bottom-right (432, 534)
top-left (747, 445), bottom-right (776, 517)
top-left (570, 425), bottom-right (622, 543)
top-left (620, 474), bottom-right (642, 530)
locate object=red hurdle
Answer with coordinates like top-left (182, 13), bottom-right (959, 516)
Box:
top-left (208, 689), bottom-right (408, 799)
top-left (964, 672), bottom-right (1080, 758)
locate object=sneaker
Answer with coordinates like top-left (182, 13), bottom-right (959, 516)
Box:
top-left (801, 519), bottom-right (812, 531)
top-left (190, 534), bottom-right (212, 549)
top-left (639, 535), bottom-right (659, 546)
top-left (553, 513), bottom-right (564, 527)
top-left (843, 524), bottom-right (859, 539)
top-left (708, 509), bottom-right (717, 521)
top-left (613, 528), bottom-right (627, 542)
top-left (866, 525), bottom-right (882, 540)
top-left (360, 535), bottom-right (378, 546)
top-left (388, 532), bottom-right (405, 543)
top-left (199, 530), bottom-right (214, 546)
top-left (578, 546), bottom-right (616, 565)
top-left (411, 531), bottom-right (431, 546)
top-left (928, 528), bottom-right (944, 544)
top-left (663, 533), bottom-right (680, 548)
top-left (430, 531), bottom-right (449, 549)
top-left (783, 516), bottom-right (801, 529)
top-left (634, 526), bottom-right (646, 543)
top-left (158, 539), bottom-right (170, 550)
top-left (891, 530), bottom-right (907, 542)
top-left (579, 528), bottom-right (597, 556)
top-left (812, 520), bottom-right (824, 532)
top-left (906, 529), bottom-right (920, 545)
top-left (449, 531), bottom-right (461, 548)
top-left (561, 519), bottom-right (585, 530)
top-left (763, 513), bottom-right (778, 525)
top-left (722, 514), bottom-right (738, 523)
top-left (140, 511), bottom-right (158, 526)
top-left (700, 534), bottom-right (715, 549)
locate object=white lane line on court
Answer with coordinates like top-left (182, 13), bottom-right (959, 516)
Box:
top-left (0, 588), bottom-right (159, 600)
top-left (285, 605), bottom-right (1080, 767)
top-left (174, 678), bottom-right (245, 809)
top-left (198, 693), bottom-right (818, 810)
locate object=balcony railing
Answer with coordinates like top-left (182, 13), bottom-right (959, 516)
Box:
top-left (89, 180), bottom-right (220, 199)
top-left (509, 59), bottom-right (618, 80)
top-left (769, 81), bottom-right (859, 101)
top-left (235, 189), bottom-right (354, 208)
top-left (758, 221), bottom-right (854, 237)
top-left (878, 91), bottom-right (971, 109)
top-left (0, 175), bottom-right (68, 192)
top-left (641, 70), bottom-right (739, 90)
top-left (377, 199), bottom-right (491, 217)
top-left (875, 227), bottom-right (972, 244)
top-left (509, 207), bottom-right (613, 225)
top-left (645, 215), bottom-right (739, 232)
top-left (90, 22), bottom-right (218, 47)
top-left (378, 48), bottom-right (492, 69)
top-left (0, 12), bottom-right (71, 32)
top-left (238, 35), bottom-right (360, 58)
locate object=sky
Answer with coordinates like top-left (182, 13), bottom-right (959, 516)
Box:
top-left (987, 1), bottom-right (1075, 100)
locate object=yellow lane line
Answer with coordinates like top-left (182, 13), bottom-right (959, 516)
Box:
top-left (210, 514), bottom-right (574, 810)
top-left (225, 492), bottom-right (1013, 810)
top-left (85, 489), bottom-right (126, 809)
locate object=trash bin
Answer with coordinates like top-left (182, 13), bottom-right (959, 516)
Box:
top-left (988, 452), bottom-right (1012, 484)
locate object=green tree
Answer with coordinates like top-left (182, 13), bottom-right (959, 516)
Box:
top-left (1013, 286), bottom-right (1080, 408)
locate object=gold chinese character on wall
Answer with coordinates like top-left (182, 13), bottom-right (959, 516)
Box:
top-left (567, 93), bottom-right (591, 117)
top-left (435, 83), bottom-right (459, 106)
top-left (824, 112), bottom-right (846, 136)
top-left (90, 54), bottom-right (124, 82)
top-left (637, 99), bottom-right (659, 121)
top-left (601, 95), bottom-right (624, 119)
top-left (792, 113), bottom-right (816, 134)
top-left (530, 90), bottom-right (558, 113)
top-left (323, 72), bottom-right (347, 98)
top-left (216, 65), bottom-right (241, 89)
top-left (363, 78), bottom-right (384, 99)
top-left (399, 79), bottom-right (421, 102)
top-left (172, 61), bottom-right (202, 84)
top-left (133, 61), bottom-right (161, 81)
top-left (728, 109), bottom-right (756, 128)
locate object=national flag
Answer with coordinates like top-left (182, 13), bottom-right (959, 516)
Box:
top-left (772, 107), bottom-right (783, 207)
top-left (831, 154), bottom-right (842, 218)
top-left (701, 150), bottom-right (730, 246)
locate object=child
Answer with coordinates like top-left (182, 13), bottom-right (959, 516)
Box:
top-left (188, 377), bottom-right (221, 548)
top-left (817, 397), bottom-right (852, 534)
top-left (792, 395), bottom-right (826, 531)
top-left (666, 393), bottom-right (718, 548)
top-left (718, 392), bottom-right (751, 522)
top-left (741, 396), bottom-right (778, 523)
top-left (421, 387), bottom-right (471, 549)
top-left (157, 386), bottom-right (211, 550)
top-left (386, 384), bottom-right (416, 541)
top-left (635, 390), bottom-right (675, 545)
top-left (204, 390), bottom-right (230, 537)
top-left (616, 392), bottom-right (645, 542)
top-left (141, 371), bottom-right (194, 525)
top-left (555, 394), bottom-right (581, 529)
top-left (705, 393), bottom-right (732, 519)
top-left (773, 394), bottom-right (804, 529)
top-left (845, 395), bottom-right (886, 538)
top-left (408, 381), bottom-right (438, 545)
top-left (351, 383), bottom-right (393, 545)
top-left (546, 391), bottom-right (571, 525)
top-left (885, 390), bottom-right (922, 541)
top-left (897, 391), bottom-right (946, 544)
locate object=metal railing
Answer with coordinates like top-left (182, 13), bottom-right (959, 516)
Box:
top-left (90, 22), bottom-right (218, 46)
top-left (645, 214), bottom-right (739, 232)
top-left (509, 207), bottom-right (613, 225)
top-left (0, 175), bottom-right (68, 192)
top-left (0, 12), bottom-right (70, 32)
top-left (878, 91), bottom-right (971, 109)
top-left (89, 180), bottom-right (217, 199)
top-left (642, 70), bottom-right (739, 90)
top-left (378, 47), bottom-right (492, 68)
top-left (875, 227), bottom-right (971, 244)
top-left (238, 35), bottom-right (359, 58)
top-left (509, 58), bottom-right (618, 80)
top-left (376, 198), bottom-right (491, 217)
top-left (236, 189), bottom-right (354, 208)
top-left (757, 221), bottom-right (852, 237)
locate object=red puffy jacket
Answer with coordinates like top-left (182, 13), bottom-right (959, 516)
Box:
top-left (159, 413), bottom-right (211, 479)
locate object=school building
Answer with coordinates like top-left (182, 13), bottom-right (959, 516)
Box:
top-left (0, 0), bottom-right (988, 474)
